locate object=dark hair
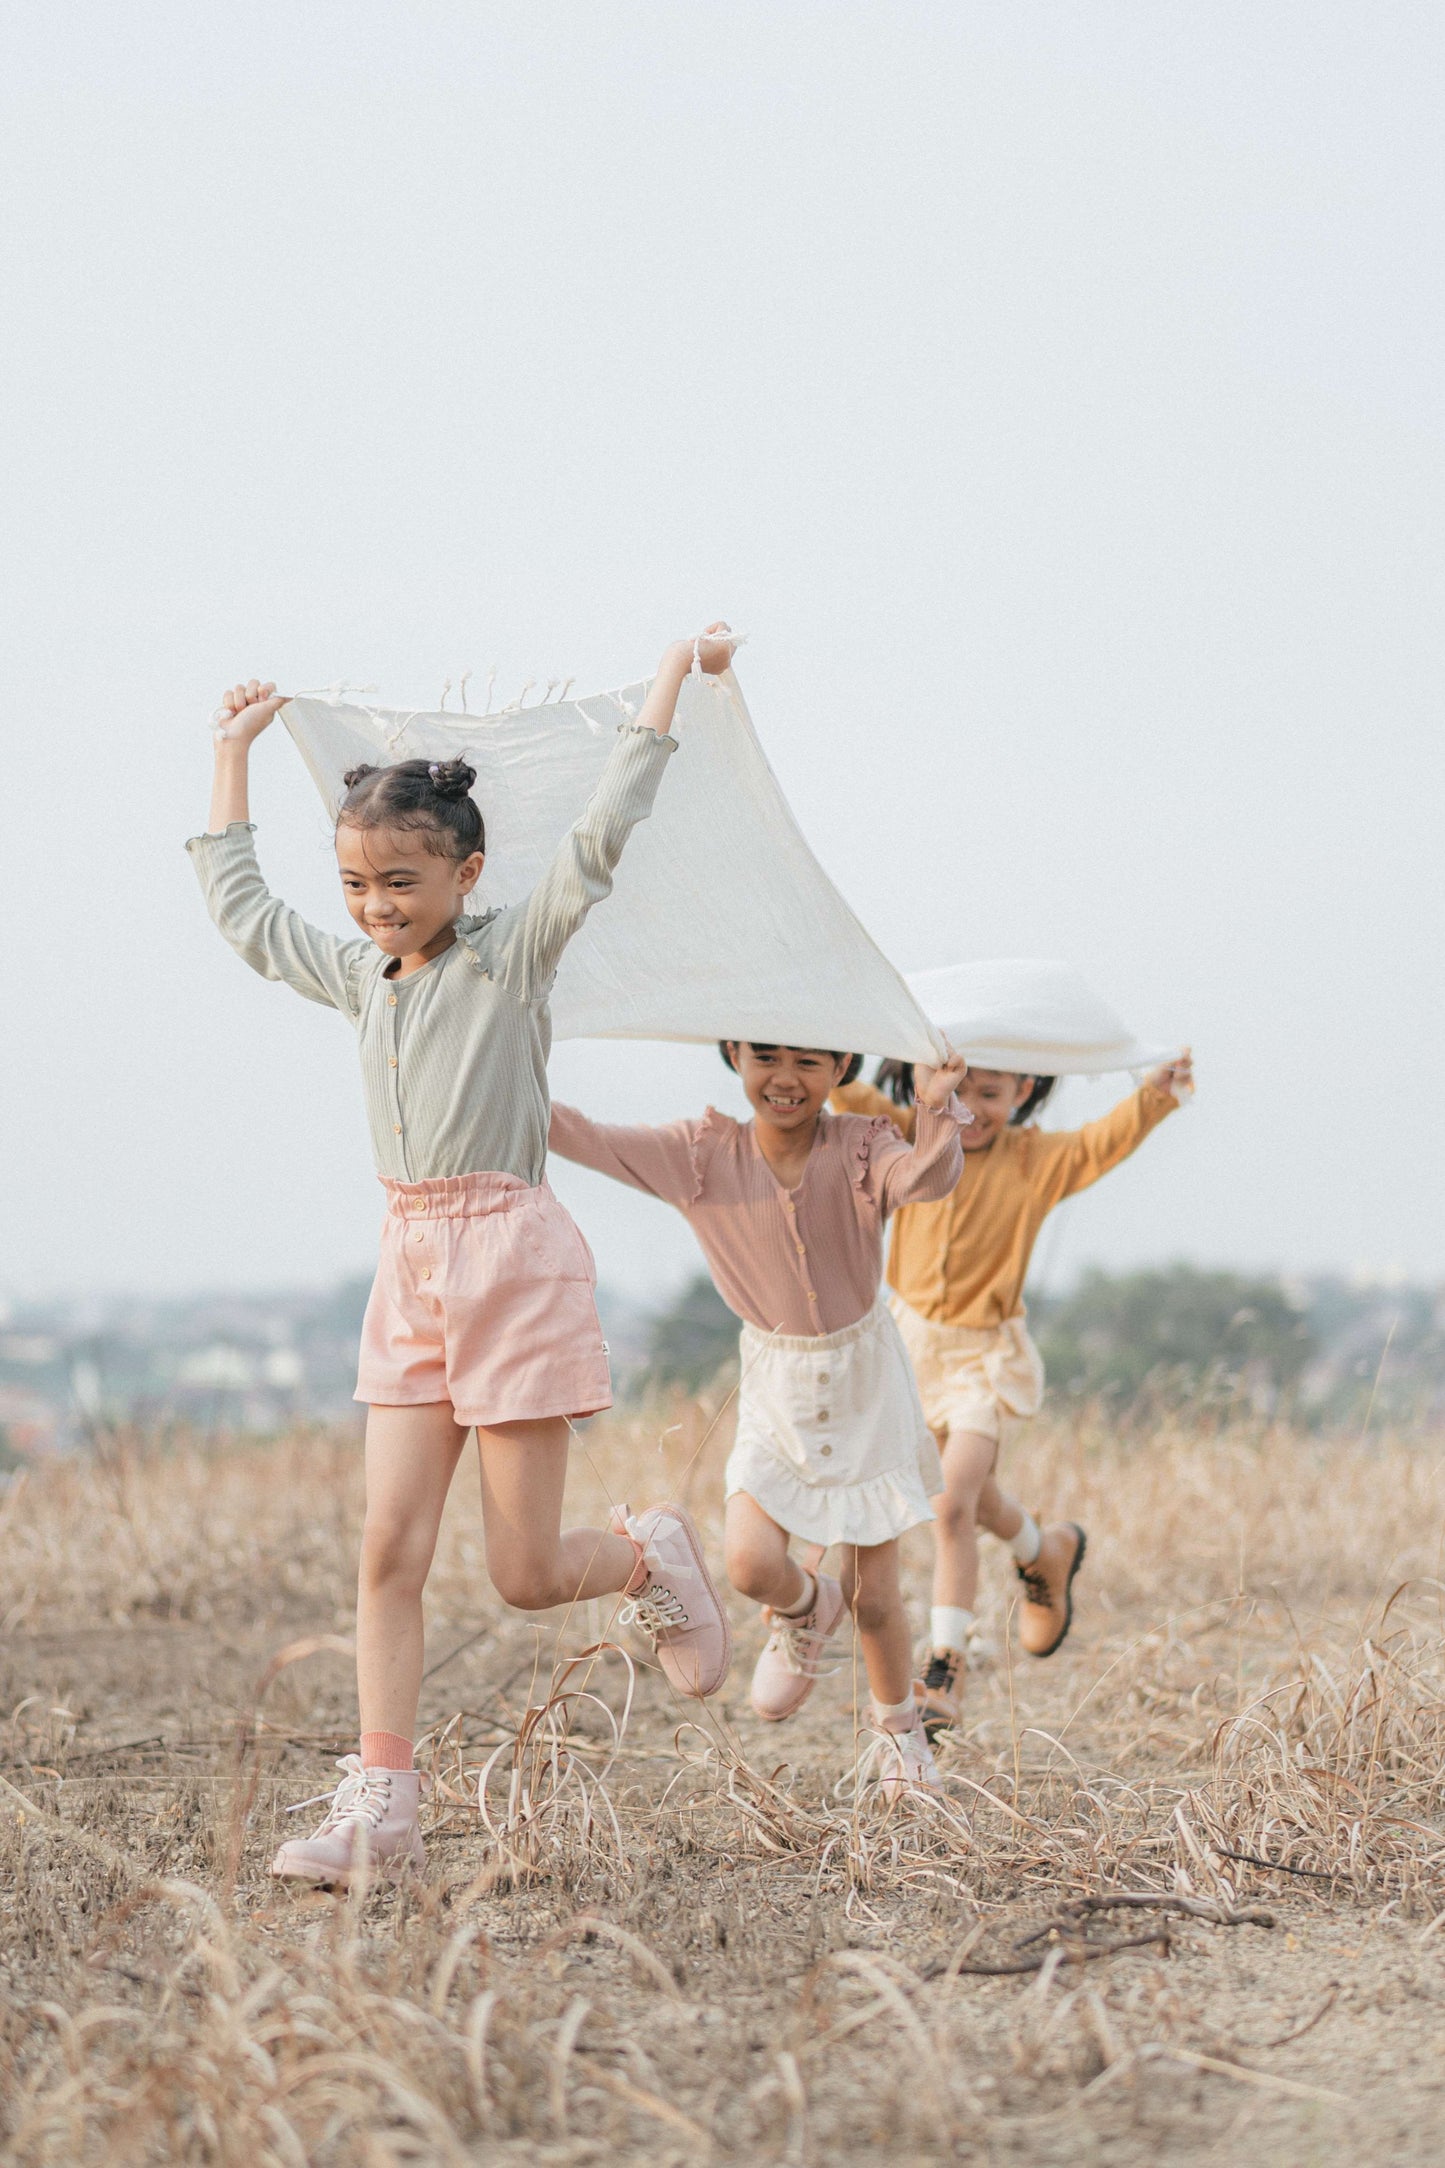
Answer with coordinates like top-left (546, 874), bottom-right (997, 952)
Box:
top-left (718, 1041), bottom-right (864, 1087)
top-left (336, 757), bottom-right (484, 860)
top-left (873, 1058), bottom-right (1056, 1124)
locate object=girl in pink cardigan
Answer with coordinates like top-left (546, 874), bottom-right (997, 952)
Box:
top-left (551, 1038), bottom-right (968, 1796)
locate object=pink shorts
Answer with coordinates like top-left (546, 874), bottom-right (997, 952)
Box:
top-left (355, 1172), bottom-right (612, 1428)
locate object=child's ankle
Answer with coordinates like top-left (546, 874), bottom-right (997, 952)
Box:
top-left (930, 1605), bottom-right (975, 1654)
top-left (1008, 1513), bottom-right (1042, 1566)
top-left (871, 1693), bottom-right (916, 1734)
top-left (360, 1730), bottom-right (414, 1772)
top-left (777, 1571), bottom-right (816, 1620)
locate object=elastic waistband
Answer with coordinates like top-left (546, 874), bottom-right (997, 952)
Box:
top-left (889, 1292), bottom-right (1029, 1350)
top-left (740, 1296), bottom-right (889, 1357)
top-left (380, 1171), bottom-right (544, 1220)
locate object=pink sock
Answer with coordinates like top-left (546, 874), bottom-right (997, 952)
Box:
top-left (360, 1730), bottom-right (414, 1771)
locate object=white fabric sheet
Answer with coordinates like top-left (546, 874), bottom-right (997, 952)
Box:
top-left (282, 672), bottom-right (946, 1063)
top-left (906, 959), bottom-right (1171, 1076)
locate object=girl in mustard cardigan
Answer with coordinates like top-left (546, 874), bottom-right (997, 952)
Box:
top-left (833, 1050), bottom-right (1192, 1737)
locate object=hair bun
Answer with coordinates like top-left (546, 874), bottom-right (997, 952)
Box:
top-left (342, 762), bottom-right (379, 791)
top-left (427, 757), bottom-right (477, 801)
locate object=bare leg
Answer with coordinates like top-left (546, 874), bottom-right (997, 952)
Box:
top-left (976, 1469), bottom-right (1026, 1544)
top-left (838, 1540), bottom-right (912, 1706)
top-left (724, 1491), bottom-right (810, 1612)
top-left (474, 1415), bottom-right (643, 1611)
top-left (931, 1426), bottom-right (1027, 1613)
top-left (357, 1401), bottom-right (469, 1741)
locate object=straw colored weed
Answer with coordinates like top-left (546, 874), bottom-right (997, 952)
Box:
top-left (3, 1402), bottom-right (1444, 2163)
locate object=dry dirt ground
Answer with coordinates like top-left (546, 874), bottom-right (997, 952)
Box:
top-left (3, 1402), bottom-right (1445, 2164)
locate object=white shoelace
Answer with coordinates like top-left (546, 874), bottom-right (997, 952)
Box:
top-left (619, 1583), bottom-right (689, 1638)
top-left (762, 1617), bottom-right (841, 1681)
top-left (855, 1720), bottom-right (938, 1792)
top-left (285, 1754), bottom-right (392, 1832)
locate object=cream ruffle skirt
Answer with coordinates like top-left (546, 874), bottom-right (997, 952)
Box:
top-left (724, 1299), bottom-right (941, 1548)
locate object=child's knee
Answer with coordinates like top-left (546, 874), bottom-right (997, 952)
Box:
top-left (847, 1582), bottom-right (901, 1634)
top-left (838, 1555), bottom-right (899, 1634)
top-left (359, 1516), bottom-right (432, 1599)
top-left (934, 1489), bottom-right (980, 1540)
top-left (487, 1549), bottom-right (564, 1612)
top-left (725, 1541), bottom-right (778, 1604)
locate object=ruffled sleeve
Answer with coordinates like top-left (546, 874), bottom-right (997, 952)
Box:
top-left (847, 1115), bottom-right (904, 1197)
top-left (685, 1104), bottom-right (733, 1204)
top-left (848, 1100), bottom-right (966, 1216)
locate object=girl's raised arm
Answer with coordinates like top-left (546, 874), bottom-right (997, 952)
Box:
top-left (487, 625), bottom-right (736, 1004)
top-left (1033, 1054), bottom-right (1190, 1210)
top-left (863, 1054), bottom-right (970, 1213)
top-left (207, 678), bottom-right (290, 831)
top-left (189, 678), bottom-right (368, 1015)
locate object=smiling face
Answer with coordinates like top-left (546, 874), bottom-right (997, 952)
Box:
top-left (957, 1067), bottom-right (1036, 1150)
top-left (726, 1043), bottom-right (851, 1136)
top-left (335, 822), bottom-right (485, 963)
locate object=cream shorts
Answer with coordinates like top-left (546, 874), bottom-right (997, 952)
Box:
top-left (887, 1292), bottom-right (1044, 1445)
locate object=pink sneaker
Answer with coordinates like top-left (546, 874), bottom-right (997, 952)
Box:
top-left (869, 1710), bottom-right (941, 1801)
top-left (270, 1756), bottom-right (425, 1887)
top-left (750, 1573), bottom-right (847, 1722)
top-left (613, 1502), bottom-right (732, 1698)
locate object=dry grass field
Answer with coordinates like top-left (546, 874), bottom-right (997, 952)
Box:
top-left (4, 1396), bottom-right (1445, 2165)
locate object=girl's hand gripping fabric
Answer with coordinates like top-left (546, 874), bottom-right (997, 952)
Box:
top-left (213, 678), bottom-right (290, 749)
top-left (915, 1049), bottom-right (970, 1110)
top-left (206, 676), bottom-right (292, 832)
top-left (1149, 1046), bottom-right (1194, 1102)
top-left (632, 621), bottom-right (739, 737)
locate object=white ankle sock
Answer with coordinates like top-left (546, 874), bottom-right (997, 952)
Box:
top-left (1009, 1513), bottom-right (1042, 1566)
top-left (871, 1693), bottom-right (916, 1730)
top-left (930, 1606), bottom-right (975, 1653)
top-left (778, 1571), bottom-right (816, 1619)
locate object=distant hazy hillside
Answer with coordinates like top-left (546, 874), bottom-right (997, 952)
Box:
top-left (2, 1267), bottom-right (1439, 1458)
top-left (626, 1266), bottom-right (1445, 1433)
top-left (0, 1280), bottom-right (657, 1456)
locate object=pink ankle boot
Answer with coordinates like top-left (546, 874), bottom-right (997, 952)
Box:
top-left (271, 1755), bottom-right (425, 1887)
top-left (612, 1501), bottom-right (732, 1698)
top-left (750, 1573), bottom-right (847, 1722)
top-left (870, 1709), bottom-right (941, 1800)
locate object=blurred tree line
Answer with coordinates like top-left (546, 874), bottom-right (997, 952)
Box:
top-left (640, 1265), bottom-right (1445, 1430)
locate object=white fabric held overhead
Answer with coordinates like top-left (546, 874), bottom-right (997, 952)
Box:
top-left (282, 671), bottom-right (946, 1063)
top-left (906, 959), bottom-right (1173, 1076)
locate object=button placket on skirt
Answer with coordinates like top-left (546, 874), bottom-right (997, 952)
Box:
top-left (812, 1347), bottom-right (833, 1458)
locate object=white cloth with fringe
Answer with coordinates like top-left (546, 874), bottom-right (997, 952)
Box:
top-left (282, 671), bottom-right (946, 1064)
top-left (905, 958), bottom-right (1174, 1076)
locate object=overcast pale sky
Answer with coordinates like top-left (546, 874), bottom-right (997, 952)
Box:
top-left (3, 3), bottom-right (1442, 1309)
